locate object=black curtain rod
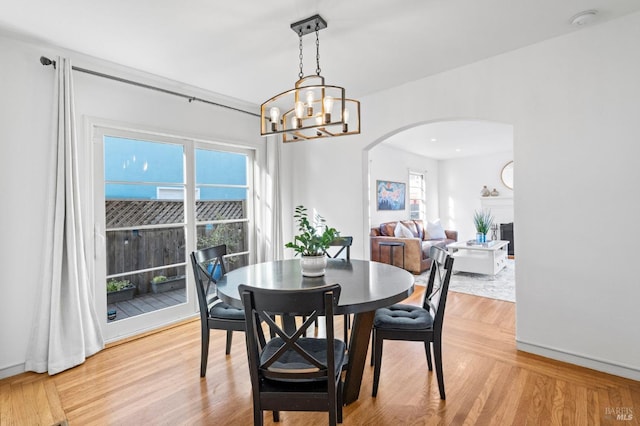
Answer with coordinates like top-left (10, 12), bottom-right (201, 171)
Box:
top-left (39, 56), bottom-right (259, 118)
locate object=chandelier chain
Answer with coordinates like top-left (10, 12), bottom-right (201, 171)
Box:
top-left (315, 22), bottom-right (321, 76)
top-left (298, 29), bottom-right (304, 80)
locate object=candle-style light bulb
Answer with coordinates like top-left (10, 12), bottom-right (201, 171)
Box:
top-left (323, 95), bottom-right (334, 123)
top-left (305, 90), bottom-right (314, 116)
top-left (269, 107), bottom-right (280, 132)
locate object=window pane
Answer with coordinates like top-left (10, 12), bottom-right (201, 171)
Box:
top-left (106, 199), bottom-right (184, 227)
top-left (409, 172), bottom-right (426, 221)
top-left (196, 149), bottom-right (247, 186)
top-left (104, 135), bottom-right (187, 323)
top-left (106, 227), bottom-right (185, 275)
top-left (104, 136), bottom-right (184, 185)
top-left (197, 222), bottom-right (248, 256)
top-left (106, 266), bottom-right (187, 323)
top-left (195, 148), bottom-right (249, 259)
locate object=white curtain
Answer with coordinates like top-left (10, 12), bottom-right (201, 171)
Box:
top-left (263, 135), bottom-right (284, 261)
top-left (25, 57), bottom-right (104, 375)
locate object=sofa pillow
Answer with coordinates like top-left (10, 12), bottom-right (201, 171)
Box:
top-left (394, 221), bottom-right (415, 238)
top-left (413, 219), bottom-right (425, 240)
top-left (400, 220), bottom-right (419, 238)
top-left (426, 219), bottom-right (447, 240)
top-left (379, 222), bottom-right (396, 236)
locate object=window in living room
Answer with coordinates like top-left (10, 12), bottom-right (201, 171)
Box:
top-left (409, 171), bottom-right (426, 220)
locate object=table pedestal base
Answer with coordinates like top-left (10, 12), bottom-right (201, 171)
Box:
top-left (343, 310), bottom-right (375, 404)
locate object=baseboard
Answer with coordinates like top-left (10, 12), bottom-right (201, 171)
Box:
top-left (517, 339), bottom-right (640, 381)
top-left (0, 362), bottom-right (26, 380)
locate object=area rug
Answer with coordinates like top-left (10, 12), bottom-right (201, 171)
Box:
top-left (414, 259), bottom-right (515, 302)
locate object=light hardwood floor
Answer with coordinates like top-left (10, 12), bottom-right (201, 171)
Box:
top-left (2, 288), bottom-right (639, 425)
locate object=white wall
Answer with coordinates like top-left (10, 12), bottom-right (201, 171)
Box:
top-left (0, 34), bottom-right (262, 377)
top-left (439, 150), bottom-right (513, 241)
top-left (369, 144), bottom-right (439, 228)
top-left (281, 137), bottom-right (367, 259)
top-left (287, 12), bottom-right (640, 379)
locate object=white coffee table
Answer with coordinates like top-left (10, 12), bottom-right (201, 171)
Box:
top-left (446, 240), bottom-right (509, 276)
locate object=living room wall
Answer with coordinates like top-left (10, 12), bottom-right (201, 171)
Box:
top-left (286, 12), bottom-right (640, 380)
top-left (368, 138), bottom-right (514, 242)
top-left (369, 144), bottom-right (439, 228)
top-left (439, 150), bottom-right (513, 241)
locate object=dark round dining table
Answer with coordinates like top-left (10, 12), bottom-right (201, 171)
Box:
top-left (216, 258), bottom-right (414, 404)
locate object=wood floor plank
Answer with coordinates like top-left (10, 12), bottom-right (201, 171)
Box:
top-left (0, 382), bottom-right (12, 426)
top-left (1, 288), bottom-right (638, 425)
top-left (458, 360), bottom-right (503, 425)
top-left (574, 385), bottom-right (589, 425)
top-left (550, 378), bottom-right (567, 426)
top-left (491, 367), bottom-right (530, 425)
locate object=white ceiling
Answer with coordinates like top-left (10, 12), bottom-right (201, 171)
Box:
top-left (382, 120), bottom-right (514, 160)
top-left (2, 1), bottom-right (639, 158)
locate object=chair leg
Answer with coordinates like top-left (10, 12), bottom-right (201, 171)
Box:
top-left (372, 334), bottom-right (384, 397)
top-left (370, 328), bottom-right (375, 367)
top-left (337, 380), bottom-right (344, 424)
top-left (200, 327), bottom-right (209, 377)
top-left (424, 340), bottom-right (433, 371)
top-left (328, 375), bottom-right (341, 426)
top-left (253, 408), bottom-right (263, 426)
top-left (434, 338), bottom-right (446, 400)
top-left (225, 330), bottom-right (233, 355)
top-left (329, 404), bottom-right (337, 426)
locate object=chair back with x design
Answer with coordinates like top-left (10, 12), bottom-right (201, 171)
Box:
top-left (240, 283), bottom-right (346, 425)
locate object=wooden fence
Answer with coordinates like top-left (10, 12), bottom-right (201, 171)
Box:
top-left (105, 200), bottom-right (246, 294)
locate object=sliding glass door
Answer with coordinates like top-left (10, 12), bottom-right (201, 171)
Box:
top-left (93, 125), bottom-right (254, 341)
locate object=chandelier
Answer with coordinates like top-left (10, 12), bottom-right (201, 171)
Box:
top-left (260, 15), bottom-right (360, 142)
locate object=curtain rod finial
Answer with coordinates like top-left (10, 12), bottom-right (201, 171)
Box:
top-left (40, 56), bottom-right (56, 67)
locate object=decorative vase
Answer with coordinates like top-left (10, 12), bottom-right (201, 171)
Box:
top-left (300, 255), bottom-right (327, 277)
top-left (480, 185), bottom-right (490, 197)
top-left (490, 188), bottom-right (499, 196)
top-left (476, 232), bottom-right (486, 244)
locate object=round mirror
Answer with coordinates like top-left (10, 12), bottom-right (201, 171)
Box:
top-left (501, 161), bottom-right (514, 189)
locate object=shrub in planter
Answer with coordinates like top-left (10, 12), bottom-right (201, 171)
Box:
top-left (150, 274), bottom-right (186, 293)
top-left (107, 279), bottom-right (135, 304)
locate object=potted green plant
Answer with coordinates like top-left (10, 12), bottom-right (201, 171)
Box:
top-left (106, 278), bottom-right (136, 304)
top-left (473, 209), bottom-right (494, 243)
top-left (285, 205), bottom-right (339, 277)
top-left (150, 274), bottom-right (186, 294)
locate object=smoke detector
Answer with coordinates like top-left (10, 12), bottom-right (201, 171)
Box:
top-left (570, 10), bottom-right (598, 26)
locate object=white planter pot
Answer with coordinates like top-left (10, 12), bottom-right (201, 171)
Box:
top-left (300, 255), bottom-right (327, 277)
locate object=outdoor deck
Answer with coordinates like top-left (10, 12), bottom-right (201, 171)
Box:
top-left (107, 288), bottom-right (186, 322)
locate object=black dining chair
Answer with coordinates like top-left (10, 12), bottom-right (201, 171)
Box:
top-left (190, 244), bottom-right (246, 377)
top-left (240, 283), bottom-right (346, 426)
top-left (323, 236), bottom-right (353, 260)
top-left (323, 236), bottom-right (354, 346)
top-left (370, 246), bottom-right (454, 400)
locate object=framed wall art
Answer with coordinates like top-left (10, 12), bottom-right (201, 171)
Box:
top-left (376, 180), bottom-right (406, 211)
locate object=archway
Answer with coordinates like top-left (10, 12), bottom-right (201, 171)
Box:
top-left (363, 118), bottom-right (515, 302)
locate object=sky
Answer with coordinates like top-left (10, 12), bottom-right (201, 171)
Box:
top-left (104, 136), bottom-right (247, 200)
